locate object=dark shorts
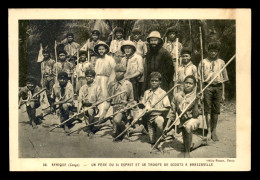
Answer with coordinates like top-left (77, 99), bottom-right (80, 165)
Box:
top-left (203, 83), bottom-right (223, 114)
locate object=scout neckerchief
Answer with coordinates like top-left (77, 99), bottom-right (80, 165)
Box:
top-left (204, 58), bottom-right (217, 82)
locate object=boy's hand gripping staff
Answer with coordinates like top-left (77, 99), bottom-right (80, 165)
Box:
top-left (151, 54), bottom-right (236, 152)
top-left (19, 88), bottom-right (47, 109)
top-left (67, 102), bottom-right (140, 135)
top-left (113, 84), bottom-right (181, 141)
top-left (49, 90), bottom-right (127, 132)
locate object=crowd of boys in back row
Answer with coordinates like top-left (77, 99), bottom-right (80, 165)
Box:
top-left (19, 27), bottom-right (229, 157)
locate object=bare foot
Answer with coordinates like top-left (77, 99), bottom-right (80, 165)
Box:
top-left (64, 125), bottom-right (70, 133)
top-left (211, 133), bottom-right (219, 141)
top-left (32, 121), bottom-right (38, 129)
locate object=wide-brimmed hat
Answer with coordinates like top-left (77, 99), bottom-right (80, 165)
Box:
top-left (147, 31), bottom-right (163, 44)
top-left (120, 40), bottom-right (136, 53)
top-left (94, 41), bottom-right (110, 55)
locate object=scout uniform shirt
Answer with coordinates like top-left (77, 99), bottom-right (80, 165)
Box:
top-left (81, 39), bottom-right (101, 56)
top-left (74, 61), bottom-right (92, 78)
top-left (121, 53), bottom-right (144, 82)
top-left (41, 58), bottom-right (56, 79)
top-left (163, 40), bottom-right (183, 60)
top-left (78, 81), bottom-right (102, 105)
top-left (108, 79), bottom-right (134, 108)
top-left (53, 61), bottom-right (74, 80)
top-left (110, 38), bottom-right (125, 54)
top-left (198, 58), bottom-right (229, 85)
top-left (64, 42), bottom-right (81, 57)
top-left (141, 87), bottom-right (171, 116)
top-left (168, 89), bottom-right (200, 127)
top-left (132, 39), bottom-right (148, 57)
top-left (174, 61), bottom-right (198, 83)
top-left (51, 81), bottom-right (74, 106)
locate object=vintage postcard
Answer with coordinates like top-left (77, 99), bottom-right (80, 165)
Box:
top-left (9, 8), bottom-right (251, 171)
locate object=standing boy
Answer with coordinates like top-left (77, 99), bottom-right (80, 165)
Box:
top-left (131, 28), bottom-right (147, 58)
top-left (121, 40), bottom-right (144, 101)
top-left (109, 27), bottom-right (125, 56)
top-left (74, 51), bottom-right (92, 94)
top-left (53, 50), bottom-right (74, 83)
top-left (174, 48), bottom-right (197, 92)
top-left (78, 69), bottom-right (102, 137)
top-left (40, 49), bottom-right (55, 102)
top-left (50, 72), bottom-right (74, 133)
top-left (165, 75), bottom-right (202, 158)
top-left (99, 64), bottom-right (134, 141)
top-left (64, 33), bottom-right (81, 57)
top-left (19, 76), bottom-right (42, 129)
top-left (198, 42), bottom-right (229, 141)
top-left (163, 26), bottom-right (183, 65)
top-left (140, 72), bottom-right (171, 147)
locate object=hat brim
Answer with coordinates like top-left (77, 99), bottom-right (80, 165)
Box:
top-left (94, 44), bottom-right (110, 55)
top-left (147, 37), bottom-right (163, 44)
top-left (120, 44), bottom-right (136, 54)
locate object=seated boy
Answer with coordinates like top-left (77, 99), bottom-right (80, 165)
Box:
top-left (19, 76), bottom-right (42, 129)
top-left (165, 75), bottom-right (203, 158)
top-left (50, 72), bottom-right (74, 133)
top-left (99, 64), bottom-right (134, 141)
top-left (77, 69), bottom-right (102, 137)
top-left (140, 72), bottom-right (171, 147)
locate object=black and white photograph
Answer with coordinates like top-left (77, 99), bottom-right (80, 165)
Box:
top-left (9, 8), bottom-right (250, 171)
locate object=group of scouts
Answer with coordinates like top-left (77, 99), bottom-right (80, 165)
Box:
top-left (19, 26), bottom-right (229, 158)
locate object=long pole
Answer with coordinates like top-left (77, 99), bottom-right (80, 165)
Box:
top-left (49, 90), bottom-right (127, 132)
top-left (76, 49), bottom-right (79, 93)
top-left (199, 26), bottom-right (206, 137)
top-left (174, 38), bottom-right (179, 134)
top-left (150, 54), bottom-right (236, 152)
top-left (54, 40), bottom-right (58, 83)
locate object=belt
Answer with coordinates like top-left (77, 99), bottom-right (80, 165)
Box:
top-left (204, 82), bottom-right (222, 87)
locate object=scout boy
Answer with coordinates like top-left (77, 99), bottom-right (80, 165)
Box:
top-left (74, 51), bottom-right (92, 94)
top-left (53, 50), bottom-right (74, 83)
top-left (19, 76), bottom-right (42, 129)
top-left (77, 69), bottom-right (102, 137)
top-left (64, 33), bottom-right (80, 57)
top-left (198, 42), bottom-right (229, 142)
top-left (50, 71), bottom-right (74, 133)
top-left (109, 27), bottom-right (125, 56)
top-left (40, 49), bottom-right (55, 102)
top-left (174, 48), bottom-right (198, 92)
top-left (163, 26), bottom-right (183, 65)
top-left (99, 64), bottom-right (134, 141)
top-left (165, 75), bottom-right (202, 158)
top-left (140, 72), bottom-right (171, 147)
top-left (121, 40), bottom-right (144, 101)
top-left (131, 28), bottom-right (147, 58)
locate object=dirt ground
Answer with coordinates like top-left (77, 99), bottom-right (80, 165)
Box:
top-left (18, 101), bottom-right (236, 158)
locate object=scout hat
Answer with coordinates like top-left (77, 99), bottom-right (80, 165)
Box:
top-left (114, 27), bottom-right (124, 34)
top-left (114, 64), bottom-right (126, 72)
top-left (94, 41), bottom-right (110, 55)
top-left (132, 28), bottom-right (142, 35)
top-left (165, 26), bottom-right (178, 37)
top-left (120, 40), bottom-right (136, 53)
top-left (147, 31), bottom-right (163, 44)
top-left (79, 50), bottom-right (87, 56)
top-left (66, 32), bottom-right (74, 38)
top-left (208, 41), bottom-right (221, 51)
top-left (181, 48), bottom-right (192, 55)
top-left (26, 76), bottom-right (37, 84)
top-left (58, 71), bottom-right (69, 80)
top-left (58, 50), bottom-right (67, 56)
top-left (92, 30), bottom-right (100, 36)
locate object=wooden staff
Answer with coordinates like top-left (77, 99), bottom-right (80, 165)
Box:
top-left (150, 54), bottom-right (236, 152)
top-left (199, 26), bottom-right (206, 137)
top-left (54, 40), bottom-right (58, 83)
top-left (114, 84), bottom-right (181, 141)
top-left (87, 38), bottom-right (90, 63)
top-left (49, 90), bottom-right (127, 132)
top-left (76, 49), bottom-right (79, 92)
top-left (174, 38), bottom-right (179, 134)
